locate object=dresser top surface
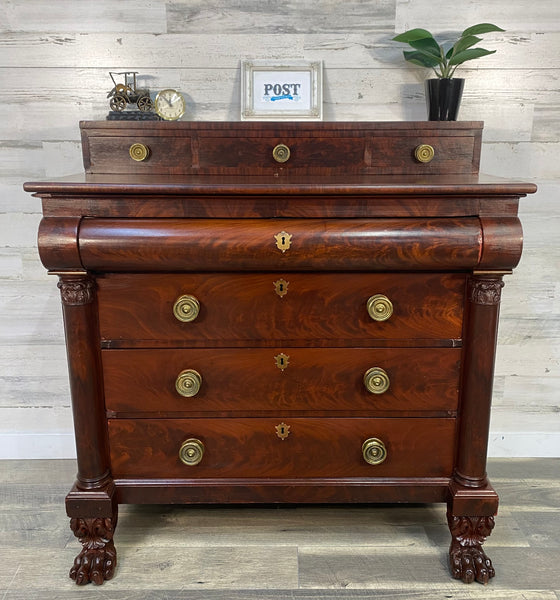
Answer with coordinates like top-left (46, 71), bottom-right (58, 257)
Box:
top-left (24, 171), bottom-right (536, 196)
top-left (80, 120), bottom-right (484, 132)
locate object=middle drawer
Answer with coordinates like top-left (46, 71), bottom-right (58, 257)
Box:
top-left (97, 272), bottom-right (465, 343)
top-left (103, 347), bottom-right (460, 414)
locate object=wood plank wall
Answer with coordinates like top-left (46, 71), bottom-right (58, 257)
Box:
top-left (0, 0), bottom-right (558, 458)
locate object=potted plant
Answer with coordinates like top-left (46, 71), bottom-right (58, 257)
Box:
top-left (392, 23), bottom-right (504, 120)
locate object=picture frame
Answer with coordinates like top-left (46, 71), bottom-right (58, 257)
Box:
top-left (241, 60), bottom-right (323, 121)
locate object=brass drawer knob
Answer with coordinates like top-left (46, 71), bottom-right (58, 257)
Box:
top-left (367, 294), bottom-right (393, 321)
top-left (179, 438), bottom-right (204, 466)
top-left (175, 369), bottom-right (202, 397)
top-left (363, 367), bottom-right (390, 394)
top-left (129, 143), bottom-right (150, 162)
top-left (173, 294), bottom-right (200, 322)
top-left (414, 144), bottom-right (435, 163)
top-left (362, 437), bottom-right (387, 465)
top-left (272, 144), bottom-right (291, 163)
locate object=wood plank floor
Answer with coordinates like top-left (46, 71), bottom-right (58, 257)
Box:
top-left (0, 459), bottom-right (558, 599)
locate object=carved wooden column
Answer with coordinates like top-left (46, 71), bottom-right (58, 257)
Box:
top-left (448, 272), bottom-right (505, 584)
top-left (57, 272), bottom-right (117, 585)
top-left (57, 273), bottom-right (108, 487)
top-left (456, 273), bottom-right (505, 486)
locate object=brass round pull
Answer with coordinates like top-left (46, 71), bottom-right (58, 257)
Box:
top-left (367, 294), bottom-right (393, 321)
top-left (179, 438), bottom-right (204, 466)
top-left (173, 294), bottom-right (200, 322)
top-left (272, 144), bottom-right (291, 163)
top-left (362, 437), bottom-right (387, 465)
top-left (363, 367), bottom-right (390, 394)
top-left (175, 369), bottom-right (202, 397)
top-left (129, 143), bottom-right (150, 162)
top-left (414, 144), bottom-right (435, 163)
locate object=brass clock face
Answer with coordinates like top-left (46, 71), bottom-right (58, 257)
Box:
top-left (154, 89), bottom-right (185, 121)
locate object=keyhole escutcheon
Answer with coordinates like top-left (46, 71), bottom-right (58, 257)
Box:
top-left (274, 278), bottom-right (289, 298)
top-left (275, 422), bottom-right (291, 440)
top-left (274, 353), bottom-right (290, 371)
top-left (274, 231), bottom-right (292, 253)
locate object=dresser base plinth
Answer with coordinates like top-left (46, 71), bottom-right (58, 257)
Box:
top-left (113, 477), bottom-right (451, 505)
top-left (64, 477), bottom-right (499, 585)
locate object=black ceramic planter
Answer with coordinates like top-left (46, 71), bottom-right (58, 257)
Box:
top-left (425, 78), bottom-right (465, 121)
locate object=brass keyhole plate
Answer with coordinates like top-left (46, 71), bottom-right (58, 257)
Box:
top-left (274, 231), bottom-right (292, 253)
top-left (274, 353), bottom-right (290, 371)
top-left (274, 278), bottom-right (289, 297)
top-left (275, 422), bottom-right (290, 440)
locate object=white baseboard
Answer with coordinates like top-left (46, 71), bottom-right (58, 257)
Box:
top-left (0, 432), bottom-right (76, 459)
top-left (488, 432), bottom-right (560, 458)
top-left (1, 431), bottom-right (559, 459)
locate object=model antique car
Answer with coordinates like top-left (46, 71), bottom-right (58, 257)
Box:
top-left (107, 71), bottom-right (153, 112)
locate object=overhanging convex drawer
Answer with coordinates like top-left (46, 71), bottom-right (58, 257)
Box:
top-left (78, 218), bottom-right (482, 271)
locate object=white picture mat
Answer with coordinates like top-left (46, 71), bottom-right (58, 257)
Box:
top-left (252, 70), bottom-right (312, 111)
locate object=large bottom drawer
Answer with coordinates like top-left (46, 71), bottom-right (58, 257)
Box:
top-left (108, 417), bottom-right (455, 479)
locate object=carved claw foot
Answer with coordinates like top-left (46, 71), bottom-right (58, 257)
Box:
top-left (69, 517), bottom-right (117, 585)
top-left (447, 514), bottom-right (495, 584)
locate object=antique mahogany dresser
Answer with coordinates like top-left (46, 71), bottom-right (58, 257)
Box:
top-left (24, 121), bottom-right (536, 585)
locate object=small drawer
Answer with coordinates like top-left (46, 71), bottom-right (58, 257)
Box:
top-left (197, 136), bottom-right (365, 173)
top-left (103, 347), bottom-right (460, 414)
top-left (84, 135), bottom-right (192, 174)
top-left (97, 272), bottom-right (465, 343)
top-left (108, 417), bottom-right (456, 479)
top-left (367, 134), bottom-right (477, 174)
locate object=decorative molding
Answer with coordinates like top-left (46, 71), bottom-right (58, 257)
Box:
top-left (69, 515), bottom-right (117, 585)
top-left (447, 513), bottom-right (495, 584)
top-left (57, 277), bottom-right (95, 306)
top-left (468, 277), bottom-right (504, 305)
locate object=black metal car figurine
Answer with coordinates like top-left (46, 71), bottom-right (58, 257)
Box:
top-left (107, 72), bottom-right (153, 113)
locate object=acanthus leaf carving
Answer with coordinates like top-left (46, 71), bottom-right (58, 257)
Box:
top-left (447, 513), bottom-right (495, 584)
top-left (69, 515), bottom-right (117, 585)
top-left (57, 277), bottom-right (95, 306)
top-left (468, 277), bottom-right (504, 306)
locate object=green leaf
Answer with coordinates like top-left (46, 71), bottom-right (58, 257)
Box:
top-left (442, 41), bottom-right (454, 58)
top-left (461, 23), bottom-right (505, 37)
top-left (392, 28), bottom-right (434, 43)
top-left (451, 35), bottom-right (482, 55)
top-left (403, 50), bottom-right (440, 68)
top-left (448, 47), bottom-right (496, 66)
top-left (409, 36), bottom-right (442, 58)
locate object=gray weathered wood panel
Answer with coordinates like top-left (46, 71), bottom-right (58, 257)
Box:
top-left (0, 0), bottom-right (558, 458)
